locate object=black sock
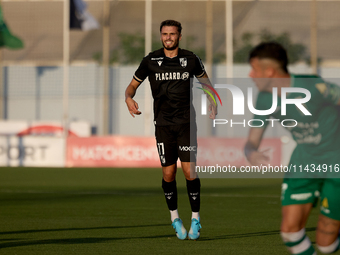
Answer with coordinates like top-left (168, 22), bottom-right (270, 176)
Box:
top-left (162, 179), bottom-right (178, 211)
top-left (186, 178), bottom-right (200, 212)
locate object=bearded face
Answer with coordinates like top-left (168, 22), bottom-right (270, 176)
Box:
top-left (160, 26), bottom-right (181, 51)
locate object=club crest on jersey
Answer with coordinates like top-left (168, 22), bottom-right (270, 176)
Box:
top-left (180, 58), bottom-right (187, 68)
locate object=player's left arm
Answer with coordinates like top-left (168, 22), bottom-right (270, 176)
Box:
top-left (193, 53), bottom-right (217, 119)
top-left (197, 73), bottom-right (217, 119)
top-left (244, 127), bottom-right (270, 166)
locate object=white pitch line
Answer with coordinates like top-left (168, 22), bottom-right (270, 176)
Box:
top-left (0, 189), bottom-right (279, 198)
top-left (204, 193), bottom-right (279, 198)
top-left (0, 190), bottom-right (156, 196)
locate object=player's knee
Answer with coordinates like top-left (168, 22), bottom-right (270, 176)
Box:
top-left (281, 222), bottom-right (303, 233)
top-left (163, 175), bottom-right (175, 182)
top-left (162, 167), bottom-right (176, 182)
top-left (317, 238), bottom-right (340, 254)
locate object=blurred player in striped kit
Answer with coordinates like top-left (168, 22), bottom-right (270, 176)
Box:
top-left (245, 42), bottom-right (340, 254)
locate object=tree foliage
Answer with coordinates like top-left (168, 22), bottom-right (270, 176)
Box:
top-left (92, 33), bottom-right (226, 65)
top-left (93, 30), bottom-right (306, 65)
top-left (234, 29), bottom-right (307, 64)
top-left (93, 32), bottom-right (162, 65)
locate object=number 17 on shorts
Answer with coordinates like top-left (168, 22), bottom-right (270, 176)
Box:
top-left (157, 142), bottom-right (166, 165)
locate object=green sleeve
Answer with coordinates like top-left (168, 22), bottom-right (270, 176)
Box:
top-left (315, 82), bottom-right (340, 105)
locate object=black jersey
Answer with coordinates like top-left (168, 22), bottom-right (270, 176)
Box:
top-left (134, 48), bottom-right (206, 126)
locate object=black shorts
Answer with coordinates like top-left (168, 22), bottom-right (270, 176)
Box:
top-left (155, 123), bottom-right (197, 167)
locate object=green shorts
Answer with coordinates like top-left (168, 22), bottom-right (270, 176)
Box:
top-left (281, 178), bottom-right (340, 221)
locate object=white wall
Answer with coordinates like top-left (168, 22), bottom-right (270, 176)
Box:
top-left (4, 63), bottom-right (340, 137)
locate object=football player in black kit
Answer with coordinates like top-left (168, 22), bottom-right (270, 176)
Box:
top-left (125, 20), bottom-right (216, 240)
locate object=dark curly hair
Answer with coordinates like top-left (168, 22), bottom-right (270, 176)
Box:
top-left (160, 20), bottom-right (182, 34)
top-left (249, 42), bottom-right (289, 73)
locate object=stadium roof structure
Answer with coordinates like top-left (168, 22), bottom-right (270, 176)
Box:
top-left (1, 0), bottom-right (340, 66)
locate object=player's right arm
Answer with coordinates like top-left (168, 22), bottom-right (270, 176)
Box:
top-left (125, 78), bottom-right (142, 117)
top-left (125, 54), bottom-right (149, 118)
top-left (244, 127), bottom-right (269, 166)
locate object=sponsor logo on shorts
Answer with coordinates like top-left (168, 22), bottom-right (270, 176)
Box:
top-left (179, 146), bottom-right (197, 152)
top-left (321, 197), bottom-right (330, 214)
top-left (322, 197), bottom-right (329, 208)
top-left (290, 192), bottom-right (312, 201)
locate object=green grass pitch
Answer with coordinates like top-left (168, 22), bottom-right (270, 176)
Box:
top-left (0, 167), bottom-right (329, 255)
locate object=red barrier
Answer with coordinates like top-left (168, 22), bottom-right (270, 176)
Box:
top-left (66, 136), bottom-right (281, 168)
top-left (67, 136), bottom-right (159, 167)
top-left (197, 138), bottom-right (281, 167)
